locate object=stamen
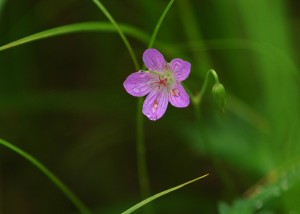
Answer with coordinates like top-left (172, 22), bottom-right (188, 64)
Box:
top-left (151, 100), bottom-right (159, 113)
top-left (172, 88), bottom-right (180, 97)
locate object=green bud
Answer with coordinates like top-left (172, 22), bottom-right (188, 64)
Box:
top-left (212, 83), bottom-right (226, 112)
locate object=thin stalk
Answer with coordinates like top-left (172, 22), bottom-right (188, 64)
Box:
top-left (147, 0), bottom-right (175, 49)
top-left (199, 69), bottom-right (219, 102)
top-left (91, 0), bottom-right (139, 70)
top-left (122, 174), bottom-right (209, 214)
top-left (136, 98), bottom-right (151, 200)
top-left (0, 138), bottom-right (90, 214)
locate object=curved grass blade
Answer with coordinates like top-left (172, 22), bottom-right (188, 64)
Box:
top-left (0, 138), bottom-right (91, 214)
top-left (0, 22), bottom-right (149, 52)
top-left (91, 0), bottom-right (139, 70)
top-left (147, 0), bottom-right (174, 49)
top-left (122, 174), bottom-right (209, 214)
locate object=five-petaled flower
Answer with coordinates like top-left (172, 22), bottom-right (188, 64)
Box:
top-left (123, 48), bottom-right (191, 121)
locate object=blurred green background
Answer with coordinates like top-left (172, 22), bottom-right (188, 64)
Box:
top-left (0, 0), bottom-right (300, 213)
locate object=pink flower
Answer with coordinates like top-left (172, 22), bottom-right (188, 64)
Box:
top-left (123, 49), bottom-right (191, 121)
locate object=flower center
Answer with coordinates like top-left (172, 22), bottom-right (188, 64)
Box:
top-left (154, 69), bottom-right (175, 90)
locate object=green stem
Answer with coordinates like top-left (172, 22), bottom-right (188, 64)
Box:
top-left (198, 69), bottom-right (219, 103)
top-left (147, 0), bottom-right (175, 49)
top-left (91, 0), bottom-right (139, 70)
top-left (0, 138), bottom-right (90, 214)
top-left (136, 98), bottom-right (151, 200)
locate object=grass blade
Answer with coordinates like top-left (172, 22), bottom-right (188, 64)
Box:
top-left (0, 138), bottom-right (90, 214)
top-left (122, 174), bottom-right (209, 214)
top-left (91, 0), bottom-right (139, 70)
top-left (147, 0), bottom-right (175, 49)
top-left (0, 22), bottom-right (149, 52)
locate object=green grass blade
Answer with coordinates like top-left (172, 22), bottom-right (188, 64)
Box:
top-left (0, 22), bottom-right (149, 52)
top-left (0, 138), bottom-right (90, 214)
top-left (91, 0), bottom-right (139, 70)
top-left (122, 174), bottom-right (209, 214)
top-left (147, 0), bottom-right (174, 49)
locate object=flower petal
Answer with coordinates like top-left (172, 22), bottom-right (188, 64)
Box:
top-left (143, 49), bottom-right (166, 71)
top-left (170, 58), bottom-right (191, 81)
top-left (123, 72), bottom-right (155, 97)
top-left (169, 83), bottom-right (190, 108)
top-left (142, 88), bottom-right (169, 121)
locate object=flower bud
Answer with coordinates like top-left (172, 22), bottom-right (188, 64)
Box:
top-left (212, 83), bottom-right (226, 112)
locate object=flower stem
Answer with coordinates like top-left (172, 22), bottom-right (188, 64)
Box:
top-left (136, 98), bottom-right (151, 200)
top-left (147, 0), bottom-right (175, 49)
top-left (198, 69), bottom-right (219, 101)
top-left (0, 138), bottom-right (90, 214)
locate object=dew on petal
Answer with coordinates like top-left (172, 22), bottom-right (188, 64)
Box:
top-left (133, 88), bottom-right (141, 93)
top-left (147, 114), bottom-right (157, 121)
top-left (151, 115), bottom-right (157, 121)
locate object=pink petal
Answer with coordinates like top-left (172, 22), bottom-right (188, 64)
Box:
top-left (123, 72), bottom-right (155, 97)
top-left (169, 83), bottom-right (190, 108)
top-left (143, 49), bottom-right (166, 71)
top-left (142, 88), bottom-right (169, 121)
top-left (170, 58), bottom-right (191, 81)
